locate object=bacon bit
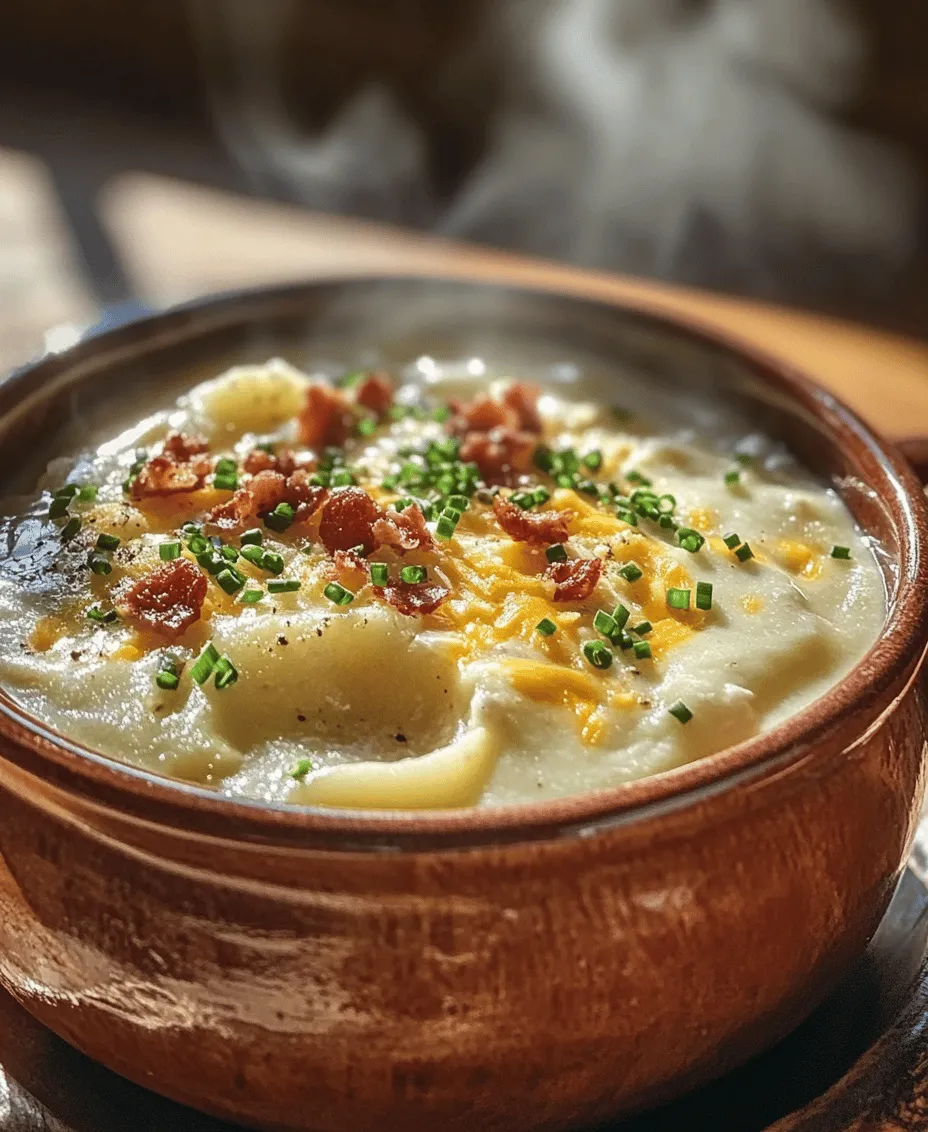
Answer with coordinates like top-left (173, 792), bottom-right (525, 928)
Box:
top-left (375, 580), bottom-right (449, 616)
top-left (448, 395), bottom-right (517, 437)
top-left (119, 558), bottom-right (207, 638)
top-left (546, 557), bottom-right (604, 603)
top-left (493, 495), bottom-right (572, 544)
top-left (298, 383), bottom-right (355, 450)
top-left (243, 448), bottom-right (312, 477)
top-left (284, 468), bottom-right (328, 522)
top-left (131, 455), bottom-right (207, 499)
top-left (460, 429), bottom-right (535, 486)
top-left (333, 548), bottom-right (369, 576)
top-left (354, 373), bottom-right (393, 418)
top-left (372, 504), bottom-right (434, 553)
top-left (162, 432), bottom-right (210, 461)
top-left (319, 487), bottom-right (383, 555)
top-left (501, 382), bottom-right (542, 434)
top-left (207, 470), bottom-right (288, 531)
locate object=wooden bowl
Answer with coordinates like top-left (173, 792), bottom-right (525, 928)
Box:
top-left (0, 276), bottom-right (925, 1132)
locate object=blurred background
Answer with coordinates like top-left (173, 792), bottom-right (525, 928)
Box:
top-left (0, 0), bottom-right (925, 372)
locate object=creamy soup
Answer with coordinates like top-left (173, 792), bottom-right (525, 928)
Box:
top-left (0, 360), bottom-right (885, 808)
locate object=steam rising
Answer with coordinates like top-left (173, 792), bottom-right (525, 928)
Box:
top-left (190, 0), bottom-right (917, 301)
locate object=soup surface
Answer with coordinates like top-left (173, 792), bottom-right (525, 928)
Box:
top-left (0, 360), bottom-right (885, 808)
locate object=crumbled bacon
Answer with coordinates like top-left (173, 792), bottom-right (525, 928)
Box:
top-left (375, 580), bottom-right (449, 616)
top-left (459, 429), bottom-right (535, 486)
top-left (318, 487), bottom-right (383, 555)
top-left (447, 396), bottom-right (517, 437)
top-left (298, 383), bottom-right (355, 450)
top-left (119, 558), bottom-right (207, 638)
top-left (493, 495), bottom-right (572, 544)
top-left (131, 455), bottom-right (208, 499)
top-left (242, 448), bottom-right (311, 477)
top-left (371, 504), bottom-right (434, 553)
top-left (545, 557), bottom-right (604, 603)
top-left (501, 382), bottom-right (542, 434)
top-left (354, 373), bottom-right (393, 418)
top-left (333, 548), bottom-right (369, 576)
top-left (162, 432), bottom-right (210, 462)
top-left (284, 468), bottom-right (328, 522)
top-left (206, 470), bottom-right (288, 531)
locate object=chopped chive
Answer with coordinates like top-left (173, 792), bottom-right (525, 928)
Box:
top-left (331, 469), bottom-right (356, 487)
top-left (735, 452), bottom-right (755, 466)
top-left (533, 487), bottom-right (551, 506)
top-left (240, 528), bottom-right (263, 547)
top-left (625, 470), bottom-right (652, 486)
top-left (215, 457), bottom-right (237, 476)
top-left (536, 617), bottom-right (557, 637)
top-left (213, 656), bottom-right (238, 690)
top-left (657, 494), bottom-right (676, 512)
top-left (239, 588), bottom-right (264, 603)
top-left (400, 565), bottom-right (427, 584)
top-left (239, 543), bottom-right (265, 566)
top-left (190, 643), bottom-right (220, 685)
top-left (724, 469), bottom-right (740, 486)
top-left (324, 581), bottom-right (354, 606)
top-left (582, 450), bottom-right (603, 471)
top-left (633, 640), bottom-right (652, 660)
top-left (618, 562), bottom-right (643, 582)
top-left (216, 568), bottom-right (244, 595)
top-left (182, 521), bottom-right (202, 534)
top-left (220, 545), bottom-right (239, 562)
top-left (435, 512), bottom-right (459, 541)
top-left (88, 553), bottom-right (112, 575)
top-left (618, 631), bottom-right (635, 650)
top-left (831, 545), bottom-right (851, 560)
top-left (187, 534), bottom-right (209, 555)
top-left (393, 497), bottom-right (413, 512)
top-left (616, 508), bottom-right (639, 526)
top-left (196, 551), bottom-right (225, 575)
top-left (735, 543), bottom-right (754, 562)
top-left (695, 581), bottom-right (713, 610)
top-left (96, 533), bottom-right (120, 551)
top-left (633, 620), bottom-right (652, 635)
top-left (308, 471), bottom-right (331, 488)
top-left (265, 502), bottom-right (294, 532)
top-left (261, 551), bottom-right (285, 575)
top-left (290, 757), bottom-right (313, 780)
top-left (48, 496), bottom-right (70, 519)
top-left (61, 516), bottom-right (82, 541)
top-left (669, 700), bottom-right (693, 724)
top-left (370, 563), bottom-right (389, 587)
top-left (582, 640), bottom-right (613, 670)
top-left (268, 578), bottom-right (301, 593)
top-left (255, 440), bottom-right (275, 455)
top-left (577, 479), bottom-right (599, 497)
top-left (667, 587), bottom-right (691, 610)
top-left (54, 484), bottom-right (79, 500)
top-left (722, 532), bottom-right (742, 549)
top-left (511, 491), bottom-right (536, 510)
top-left (432, 405), bottom-right (452, 423)
top-left (677, 528), bottom-right (705, 553)
top-left (593, 609), bottom-right (619, 638)
top-left (555, 472), bottom-right (577, 490)
top-left (156, 670), bottom-right (179, 691)
top-left (388, 404), bottom-right (406, 422)
top-left (658, 514), bottom-right (677, 530)
top-left (613, 603), bottom-right (631, 630)
top-left (356, 416), bottom-right (378, 437)
top-left (213, 473), bottom-right (238, 492)
top-left (447, 494), bottom-right (469, 512)
top-left (159, 540), bottom-right (182, 562)
top-left (77, 484), bottom-right (98, 503)
top-left (86, 605), bottom-right (118, 624)
top-left (546, 543), bottom-right (568, 564)
top-left (381, 474), bottom-right (399, 491)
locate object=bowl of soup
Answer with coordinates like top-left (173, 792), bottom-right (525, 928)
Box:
top-left (0, 275), bottom-right (924, 1131)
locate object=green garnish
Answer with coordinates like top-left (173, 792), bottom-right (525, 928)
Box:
top-left (261, 551), bottom-right (285, 575)
top-left (61, 516), bottom-right (82, 541)
top-left (677, 528), bottom-right (705, 553)
top-left (240, 528), bottom-right (263, 546)
top-left (582, 640), bottom-right (613, 670)
top-left (582, 450), bottom-right (603, 471)
top-left (432, 405), bottom-right (452, 423)
top-left (213, 655), bottom-right (239, 690)
top-left (370, 563), bottom-right (389, 587)
top-left (190, 643), bottom-right (220, 685)
top-left (239, 589), bottom-right (264, 603)
top-left (265, 502), bottom-right (294, 532)
top-left (88, 553), bottom-right (112, 576)
top-left (625, 470), bottom-right (651, 486)
top-left (96, 533), bottom-right (120, 551)
top-left (54, 484), bottom-right (79, 500)
top-left (48, 496), bottom-right (70, 519)
top-left (356, 417), bottom-right (377, 437)
top-left (220, 545), bottom-right (239, 562)
top-left (290, 758), bottom-right (313, 780)
top-left (216, 568), bottom-right (245, 595)
top-left (156, 665), bottom-right (180, 691)
top-left (239, 544), bottom-right (265, 566)
top-left (669, 700), bottom-right (693, 724)
top-left (536, 618), bottom-right (557, 637)
top-left (657, 494), bottom-right (676, 512)
top-left (593, 609), bottom-right (619, 638)
top-left (215, 457), bottom-right (237, 476)
top-left (511, 491), bottom-right (536, 510)
top-left (324, 582), bottom-right (354, 606)
top-left (616, 509), bottom-right (638, 526)
top-left (400, 565), bottom-right (427, 584)
top-left (435, 512), bottom-right (460, 541)
top-left (633, 620), bottom-right (652, 635)
top-left (331, 469), bottom-right (356, 487)
top-left (633, 640), bottom-right (652, 660)
top-left (724, 469), bottom-right (740, 486)
top-left (86, 606), bottom-right (118, 624)
top-left (196, 551), bottom-right (225, 575)
top-left (187, 534), bottom-right (210, 555)
top-left (159, 540), bottom-right (182, 562)
top-left (667, 587), bottom-right (691, 610)
top-left (735, 543), bottom-right (754, 562)
top-left (831, 545), bottom-right (851, 560)
top-left (658, 514), bottom-right (676, 530)
top-left (545, 544), bottom-right (568, 564)
top-left (618, 562), bottom-right (643, 582)
top-left (267, 579), bottom-right (301, 593)
top-left (735, 452), bottom-right (755, 466)
top-left (695, 581), bottom-right (713, 610)
top-left (77, 484), bottom-right (98, 503)
top-left (613, 604), bottom-right (631, 630)
top-left (533, 487), bottom-right (551, 506)
top-left (722, 532), bottom-right (742, 549)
